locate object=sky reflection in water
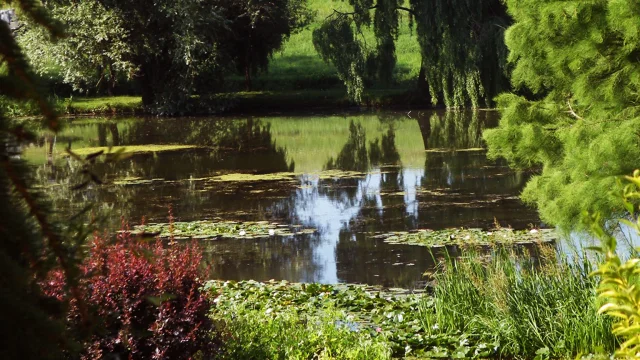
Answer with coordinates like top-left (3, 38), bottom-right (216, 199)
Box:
top-left (29, 110), bottom-right (541, 288)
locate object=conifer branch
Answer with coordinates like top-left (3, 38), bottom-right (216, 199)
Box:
top-left (1, 155), bottom-right (90, 327)
top-left (567, 100), bottom-right (583, 120)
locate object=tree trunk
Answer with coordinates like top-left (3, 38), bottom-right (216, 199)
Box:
top-left (417, 116), bottom-right (431, 151)
top-left (244, 38), bottom-right (252, 92)
top-left (244, 64), bottom-right (252, 92)
top-left (109, 123), bottom-right (120, 146)
top-left (139, 62), bottom-right (155, 107)
top-left (417, 61), bottom-right (430, 97)
top-left (108, 62), bottom-right (116, 96)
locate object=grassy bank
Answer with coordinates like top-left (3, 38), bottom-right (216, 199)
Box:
top-left (207, 249), bottom-right (617, 359)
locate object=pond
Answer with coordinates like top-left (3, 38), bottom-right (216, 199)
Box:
top-left (26, 110), bottom-right (541, 288)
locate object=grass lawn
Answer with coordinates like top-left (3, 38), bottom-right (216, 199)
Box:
top-left (67, 96), bottom-right (143, 112)
top-left (225, 0), bottom-right (422, 91)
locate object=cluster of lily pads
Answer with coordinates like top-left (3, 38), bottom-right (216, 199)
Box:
top-left (205, 280), bottom-right (499, 358)
top-left (127, 220), bottom-right (316, 240)
top-left (373, 227), bottom-right (556, 249)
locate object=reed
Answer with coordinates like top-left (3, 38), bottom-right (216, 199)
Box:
top-left (420, 247), bottom-right (618, 358)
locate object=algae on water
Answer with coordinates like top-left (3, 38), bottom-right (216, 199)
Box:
top-left (70, 144), bottom-right (200, 156)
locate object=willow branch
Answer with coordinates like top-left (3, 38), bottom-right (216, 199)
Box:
top-left (331, 5), bottom-right (416, 18)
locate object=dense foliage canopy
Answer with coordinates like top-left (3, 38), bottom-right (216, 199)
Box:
top-left (313, 0), bottom-right (510, 107)
top-left (20, 0), bottom-right (313, 113)
top-left (484, 0), bottom-right (640, 230)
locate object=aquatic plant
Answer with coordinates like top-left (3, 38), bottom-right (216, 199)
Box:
top-left (206, 280), bottom-right (496, 358)
top-left (70, 145), bottom-right (200, 156)
top-left (128, 220), bottom-right (316, 240)
top-left (420, 249), bottom-right (616, 358)
top-left (374, 227), bottom-right (556, 248)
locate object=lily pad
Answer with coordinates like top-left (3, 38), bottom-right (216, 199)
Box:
top-left (373, 228), bottom-right (556, 248)
top-left (124, 220), bottom-right (317, 240)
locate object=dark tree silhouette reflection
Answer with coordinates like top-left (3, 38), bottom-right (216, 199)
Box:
top-left (325, 121), bottom-right (369, 172)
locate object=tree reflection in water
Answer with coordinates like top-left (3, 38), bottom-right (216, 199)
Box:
top-left (28, 112), bottom-right (541, 287)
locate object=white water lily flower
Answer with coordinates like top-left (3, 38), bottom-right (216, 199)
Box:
top-left (268, 229), bottom-right (275, 236)
top-left (530, 229), bottom-right (539, 234)
top-left (464, 235), bottom-right (471, 240)
top-left (487, 232), bottom-right (493, 235)
top-left (239, 230), bottom-right (246, 236)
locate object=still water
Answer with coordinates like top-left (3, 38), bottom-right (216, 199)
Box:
top-left (28, 110), bottom-right (541, 288)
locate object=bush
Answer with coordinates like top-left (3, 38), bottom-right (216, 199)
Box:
top-left (590, 170), bottom-right (640, 358)
top-left (43, 229), bottom-right (216, 359)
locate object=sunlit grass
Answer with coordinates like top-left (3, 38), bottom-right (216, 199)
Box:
top-left (228, 0), bottom-right (422, 91)
top-left (69, 96), bottom-right (141, 108)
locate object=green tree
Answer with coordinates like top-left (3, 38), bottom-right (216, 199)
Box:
top-left (23, 0), bottom-right (228, 114)
top-left (484, 0), bottom-right (640, 230)
top-left (219, 0), bottom-right (313, 91)
top-left (19, 1), bottom-right (135, 95)
top-left (312, 0), bottom-right (510, 107)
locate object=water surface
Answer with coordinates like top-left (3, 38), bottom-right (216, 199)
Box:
top-left (28, 110), bottom-right (540, 287)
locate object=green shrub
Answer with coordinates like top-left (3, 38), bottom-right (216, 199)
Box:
top-left (590, 170), bottom-right (640, 358)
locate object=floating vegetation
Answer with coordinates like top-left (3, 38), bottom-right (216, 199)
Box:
top-left (205, 280), bottom-right (496, 358)
top-left (210, 169), bottom-right (367, 183)
top-left (126, 220), bottom-right (317, 240)
top-left (69, 144), bottom-right (200, 156)
top-left (210, 172), bottom-right (299, 182)
top-left (373, 228), bottom-right (556, 248)
top-left (112, 177), bottom-right (167, 185)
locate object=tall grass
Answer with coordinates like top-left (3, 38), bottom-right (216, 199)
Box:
top-left (420, 247), bottom-right (618, 358)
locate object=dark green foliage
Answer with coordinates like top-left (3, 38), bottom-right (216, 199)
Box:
top-left (326, 120), bottom-right (369, 171)
top-left (0, 1), bottom-right (81, 358)
top-left (484, 0), bottom-right (640, 230)
top-left (313, 0), bottom-right (510, 107)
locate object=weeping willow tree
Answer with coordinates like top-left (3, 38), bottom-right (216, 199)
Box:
top-left (312, 0), bottom-right (510, 107)
top-left (484, 1), bottom-right (640, 231)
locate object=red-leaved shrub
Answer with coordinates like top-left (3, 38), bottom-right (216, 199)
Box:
top-left (43, 228), bottom-right (216, 359)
